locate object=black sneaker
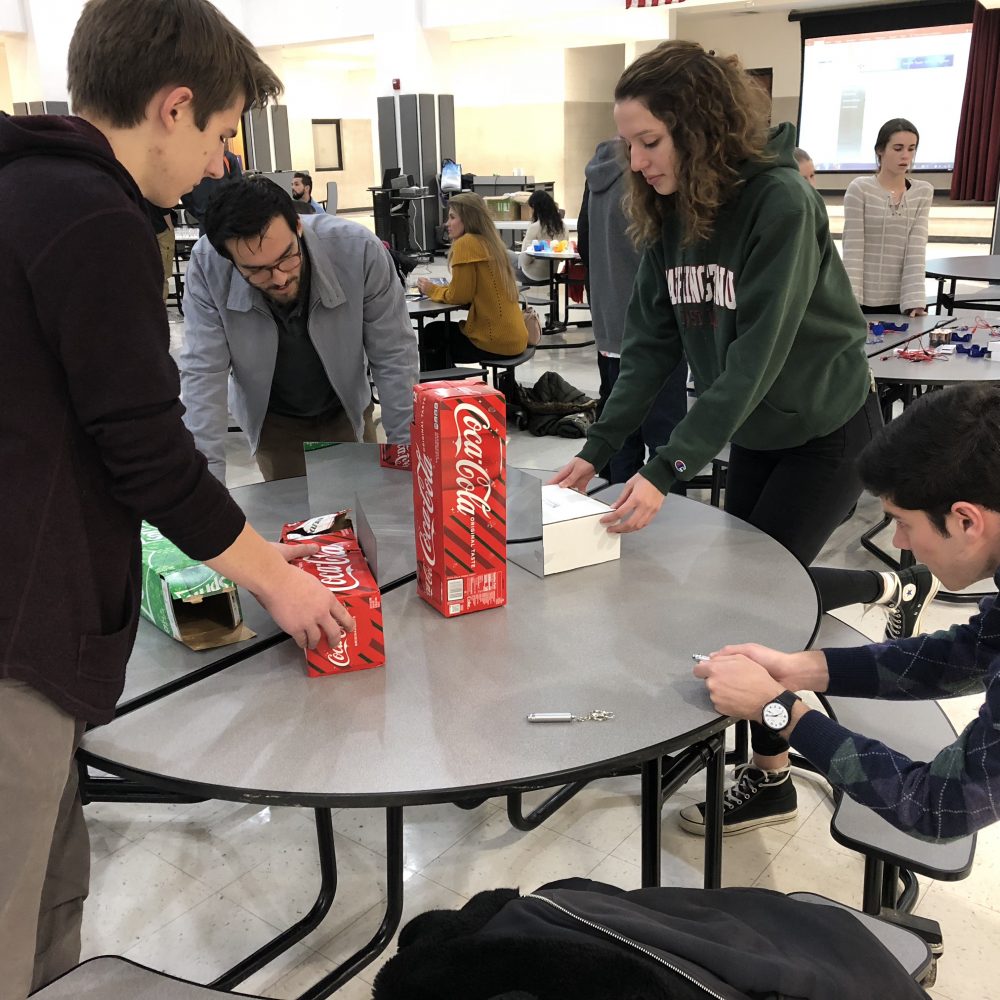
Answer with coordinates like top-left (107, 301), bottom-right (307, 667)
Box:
top-left (678, 764), bottom-right (798, 836)
top-left (884, 565), bottom-right (940, 641)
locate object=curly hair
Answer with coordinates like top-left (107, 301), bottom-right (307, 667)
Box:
top-left (615, 41), bottom-right (772, 247)
top-left (527, 190), bottom-right (566, 240)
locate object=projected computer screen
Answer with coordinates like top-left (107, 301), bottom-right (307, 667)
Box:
top-left (798, 24), bottom-right (972, 172)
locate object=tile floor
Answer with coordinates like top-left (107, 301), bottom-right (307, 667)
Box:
top-left (84, 247), bottom-right (1000, 998)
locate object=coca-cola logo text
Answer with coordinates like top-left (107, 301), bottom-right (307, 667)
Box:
top-left (307, 543), bottom-right (361, 592)
top-left (452, 402), bottom-right (495, 520)
top-left (325, 636), bottom-right (351, 668)
top-left (415, 450), bottom-right (436, 566)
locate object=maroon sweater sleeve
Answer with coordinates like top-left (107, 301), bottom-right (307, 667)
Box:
top-left (30, 207), bottom-right (245, 560)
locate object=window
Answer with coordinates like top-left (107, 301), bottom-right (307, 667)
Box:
top-left (312, 119), bottom-right (344, 172)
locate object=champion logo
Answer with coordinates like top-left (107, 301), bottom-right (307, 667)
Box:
top-left (674, 459), bottom-right (687, 474)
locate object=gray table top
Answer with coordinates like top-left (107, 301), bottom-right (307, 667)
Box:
top-left (873, 353), bottom-right (1000, 385)
top-left (32, 956), bottom-right (246, 999)
top-left (926, 255), bottom-right (1000, 281)
top-left (83, 495), bottom-right (818, 807)
top-left (119, 448), bottom-right (574, 707)
top-left (406, 297), bottom-right (454, 316)
top-left (862, 313), bottom-right (952, 359)
top-left (118, 477), bottom-right (311, 706)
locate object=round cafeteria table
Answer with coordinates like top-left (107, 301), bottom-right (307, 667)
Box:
top-left (522, 248), bottom-right (593, 347)
top-left (926, 255), bottom-right (1000, 315)
top-left (80, 489), bottom-right (818, 998)
top-left (873, 353), bottom-right (1000, 385)
top-left (862, 313), bottom-right (954, 359)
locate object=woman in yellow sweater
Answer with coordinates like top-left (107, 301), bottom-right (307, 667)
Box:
top-left (417, 193), bottom-right (528, 367)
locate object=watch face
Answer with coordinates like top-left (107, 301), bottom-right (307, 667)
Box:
top-left (763, 701), bottom-right (790, 731)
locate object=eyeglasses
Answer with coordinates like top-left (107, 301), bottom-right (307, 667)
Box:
top-left (236, 237), bottom-right (302, 286)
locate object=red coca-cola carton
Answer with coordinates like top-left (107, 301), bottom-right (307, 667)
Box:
top-left (379, 443), bottom-right (411, 471)
top-left (281, 513), bottom-right (384, 676)
top-left (411, 381), bottom-right (507, 618)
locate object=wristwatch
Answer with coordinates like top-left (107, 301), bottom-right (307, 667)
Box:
top-left (761, 691), bottom-right (801, 732)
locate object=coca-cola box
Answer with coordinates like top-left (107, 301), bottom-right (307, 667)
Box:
top-left (281, 513), bottom-right (385, 676)
top-left (411, 380), bottom-right (507, 618)
top-left (379, 443), bottom-right (411, 471)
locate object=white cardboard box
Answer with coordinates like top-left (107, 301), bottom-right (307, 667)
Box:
top-left (509, 485), bottom-right (621, 577)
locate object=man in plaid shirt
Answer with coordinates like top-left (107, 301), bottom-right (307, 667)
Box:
top-left (696, 383), bottom-right (1000, 841)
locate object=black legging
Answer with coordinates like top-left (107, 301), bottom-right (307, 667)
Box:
top-left (421, 320), bottom-right (522, 370)
top-left (723, 391), bottom-right (884, 757)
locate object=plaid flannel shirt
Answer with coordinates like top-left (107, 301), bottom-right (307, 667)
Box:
top-left (790, 570), bottom-right (1000, 842)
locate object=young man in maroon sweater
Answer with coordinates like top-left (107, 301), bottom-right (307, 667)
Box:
top-left (0, 2), bottom-right (355, 995)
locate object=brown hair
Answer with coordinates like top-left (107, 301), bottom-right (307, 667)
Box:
top-left (68, 0), bottom-right (282, 130)
top-left (447, 193), bottom-right (519, 302)
top-left (614, 41), bottom-right (771, 246)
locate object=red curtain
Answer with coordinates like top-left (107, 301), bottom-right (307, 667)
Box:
top-left (951, 4), bottom-right (1000, 202)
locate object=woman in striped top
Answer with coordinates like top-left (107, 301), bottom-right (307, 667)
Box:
top-left (842, 118), bottom-right (932, 316)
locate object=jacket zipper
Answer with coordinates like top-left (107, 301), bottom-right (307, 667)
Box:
top-left (523, 893), bottom-right (729, 1000)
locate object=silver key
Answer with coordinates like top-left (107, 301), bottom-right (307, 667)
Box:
top-left (527, 710), bottom-right (615, 724)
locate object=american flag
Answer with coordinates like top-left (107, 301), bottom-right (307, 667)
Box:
top-left (626, 0), bottom-right (686, 7)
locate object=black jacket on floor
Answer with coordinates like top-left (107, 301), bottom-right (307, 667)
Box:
top-left (372, 879), bottom-right (929, 1000)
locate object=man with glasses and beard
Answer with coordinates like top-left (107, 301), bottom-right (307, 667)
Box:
top-left (181, 176), bottom-right (418, 482)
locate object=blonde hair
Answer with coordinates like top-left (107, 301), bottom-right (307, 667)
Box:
top-left (447, 193), bottom-right (519, 302)
top-left (615, 40), bottom-right (772, 247)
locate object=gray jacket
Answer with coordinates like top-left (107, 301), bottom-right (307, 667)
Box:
top-left (583, 139), bottom-right (642, 355)
top-left (180, 214), bottom-right (418, 482)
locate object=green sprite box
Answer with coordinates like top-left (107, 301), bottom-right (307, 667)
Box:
top-left (139, 522), bottom-right (255, 650)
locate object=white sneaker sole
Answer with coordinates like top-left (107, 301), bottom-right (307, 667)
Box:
top-left (909, 575), bottom-right (942, 637)
top-left (677, 807), bottom-right (798, 837)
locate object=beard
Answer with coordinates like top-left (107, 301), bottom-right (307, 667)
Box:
top-left (292, 190), bottom-right (304, 201)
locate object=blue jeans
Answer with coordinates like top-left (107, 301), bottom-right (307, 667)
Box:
top-left (597, 353), bottom-right (688, 484)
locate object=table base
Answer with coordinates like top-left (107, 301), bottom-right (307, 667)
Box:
top-left (212, 807), bottom-right (405, 1000)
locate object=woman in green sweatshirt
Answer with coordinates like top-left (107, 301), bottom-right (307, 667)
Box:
top-left (552, 40), bottom-right (937, 837)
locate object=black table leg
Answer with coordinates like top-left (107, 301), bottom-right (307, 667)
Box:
top-left (506, 782), bottom-right (589, 831)
top-left (212, 808), bottom-right (339, 990)
top-left (297, 806), bottom-right (405, 999)
top-left (703, 736), bottom-right (725, 890)
top-left (640, 756), bottom-right (663, 888)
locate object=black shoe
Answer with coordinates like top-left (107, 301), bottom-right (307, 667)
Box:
top-left (884, 565), bottom-right (940, 641)
top-left (678, 764), bottom-right (797, 836)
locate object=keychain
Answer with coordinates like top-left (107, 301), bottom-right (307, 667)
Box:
top-left (527, 710), bottom-right (615, 724)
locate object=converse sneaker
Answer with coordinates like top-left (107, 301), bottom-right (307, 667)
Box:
top-left (884, 565), bottom-right (940, 641)
top-left (678, 764), bottom-right (798, 836)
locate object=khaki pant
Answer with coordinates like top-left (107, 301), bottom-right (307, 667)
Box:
top-left (0, 681), bottom-right (89, 1000)
top-left (255, 404), bottom-right (377, 482)
top-left (156, 228), bottom-right (176, 303)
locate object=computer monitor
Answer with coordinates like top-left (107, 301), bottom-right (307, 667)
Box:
top-left (381, 167), bottom-right (401, 189)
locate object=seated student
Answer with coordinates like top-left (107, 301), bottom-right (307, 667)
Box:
top-left (696, 383), bottom-right (1000, 841)
top-left (417, 192), bottom-right (529, 368)
top-left (793, 146), bottom-right (817, 187)
top-left (291, 170), bottom-right (325, 215)
top-left (181, 176), bottom-right (418, 483)
top-left (511, 189), bottom-right (567, 284)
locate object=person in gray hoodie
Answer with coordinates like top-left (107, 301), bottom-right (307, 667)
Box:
top-left (580, 139), bottom-right (688, 484)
